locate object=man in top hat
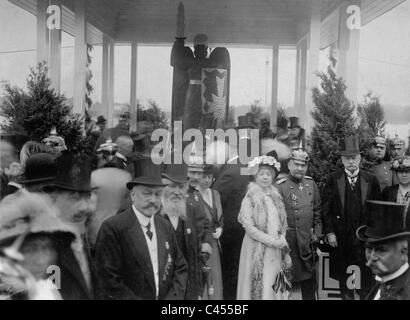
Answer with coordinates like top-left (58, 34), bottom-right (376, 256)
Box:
top-left (94, 175), bottom-right (187, 300)
top-left (161, 163), bottom-right (213, 300)
top-left (356, 200), bottom-right (410, 300)
top-left (323, 135), bottom-right (381, 299)
top-left (390, 135), bottom-right (406, 160)
top-left (43, 152), bottom-right (97, 299)
top-left (369, 135), bottom-right (396, 191)
top-left (276, 148), bottom-right (322, 300)
top-left (383, 156), bottom-right (410, 213)
top-left (96, 115), bottom-right (107, 133)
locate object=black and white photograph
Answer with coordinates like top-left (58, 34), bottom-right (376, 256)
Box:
top-left (1, 0), bottom-right (410, 305)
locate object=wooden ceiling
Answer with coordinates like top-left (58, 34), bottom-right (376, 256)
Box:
top-left (60, 0), bottom-right (340, 46)
top-left (9, 0), bottom-right (406, 47)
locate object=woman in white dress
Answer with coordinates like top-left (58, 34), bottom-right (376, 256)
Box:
top-left (237, 152), bottom-right (290, 300)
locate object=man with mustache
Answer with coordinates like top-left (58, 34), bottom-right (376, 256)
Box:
top-left (43, 152), bottom-right (98, 299)
top-left (356, 200), bottom-right (410, 300)
top-left (276, 148), bottom-right (323, 300)
top-left (370, 135), bottom-right (397, 191)
top-left (95, 174), bottom-right (187, 300)
top-left (160, 164), bottom-right (213, 300)
top-left (323, 135), bottom-right (381, 299)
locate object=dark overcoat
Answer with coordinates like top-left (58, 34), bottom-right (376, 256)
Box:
top-left (276, 175), bottom-right (323, 283)
top-left (212, 162), bottom-right (249, 300)
top-left (367, 267), bottom-right (410, 300)
top-left (322, 169), bottom-right (381, 280)
top-left (162, 188), bottom-right (213, 300)
top-left (94, 208), bottom-right (187, 300)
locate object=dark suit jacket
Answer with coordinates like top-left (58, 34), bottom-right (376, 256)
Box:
top-left (367, 267), bottom-right (410, 300)
top-left (95, 208), bottom-right (187, 300)
top-left (59, 245), bottom-right (94, 300)
top-left (212, 162), bottom-right (249, 242)
top-left (323, 169), bottom-right (382, 236)
top-left (382, 184), bottom-right (399, 202)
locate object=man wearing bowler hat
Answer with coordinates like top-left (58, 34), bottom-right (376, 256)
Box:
top-left (356, 200), bottom-right (410, 300)
top-left (18, 153), bottom-right (57, 193)
top-left (323, 135), bottom-right (381, 299)
top-left (95, 174), bottom-right (187, 300)
top-left (161, 163), bottom-right (213, 300)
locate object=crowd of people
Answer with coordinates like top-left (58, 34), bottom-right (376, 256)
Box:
top-left (0, 115), bottom-right (410, 300)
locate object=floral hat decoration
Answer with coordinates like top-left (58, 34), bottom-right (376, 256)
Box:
top-left (248, 151), bottom-right (281, 176)
top-left (392, 156), bottom-right (410, 172)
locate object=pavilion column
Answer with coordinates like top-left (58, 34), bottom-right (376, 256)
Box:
top-left (130, 41), bottom-right (138, 132)
top-left (338, 0), bottom-right (361, 102)
top-left (303, 0), bottom-right (321, 132)
top-left (73, 0), bottom-right (87, 117)
top-left (49, 0), bottom-right (62, 92)
top-left (270, 43), bottom-right (279, 133)
top-left (294, 42), bottom-right (301, 110)
top-left (101, 35), bottom-right (110, 120)
top-left (108, 40), bottom-right (115, 127)
top-left (298, 37), bottom-right (308, 125)
top-left (36, 0), bottom-right (49, 65)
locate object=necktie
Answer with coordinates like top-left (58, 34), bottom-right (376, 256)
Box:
top-left (146, 221), bottom-right (153, 240)
top-left (350, 177), bottom-right (356, 189)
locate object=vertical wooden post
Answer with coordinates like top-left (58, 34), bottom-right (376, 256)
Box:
top-left (73, 0), bottom-right (87, 117)
top-left (270, 44), bottom-right (279, 133)
top-left (130, 41), bottom-right (138, 132)
top-left (49, 0), bottom-right (62, 92)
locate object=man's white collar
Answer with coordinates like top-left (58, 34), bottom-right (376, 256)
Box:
top-left (375, 262), bottom-right (409, 283)
top-left (132, 205), bottom-right (153, 226)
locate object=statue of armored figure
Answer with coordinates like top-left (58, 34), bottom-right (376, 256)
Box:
top-left (171, 2), bottom-right (231, 132)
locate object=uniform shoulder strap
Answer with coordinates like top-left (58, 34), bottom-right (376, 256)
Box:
top-left (276, 178), bottom-right (287, 185)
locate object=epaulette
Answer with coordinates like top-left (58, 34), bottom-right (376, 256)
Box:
top-left (305, 176), bottom-right (313, 180)
top-left (276, 178), bottom-right (287, 185)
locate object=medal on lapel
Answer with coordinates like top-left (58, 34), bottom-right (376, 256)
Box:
top-left (298, 183), bottom-right (303, 191)
top-left (292, 194), bottom-right (298, 207)
top-left (165, 241), bottom-right (169, 250)
top-left (186, 228), bottom-right (191, 235)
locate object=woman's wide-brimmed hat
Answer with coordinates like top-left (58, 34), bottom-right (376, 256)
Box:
top-left (392, 156), bottom-right (410, 172)
top-left (356, 200), bottom-right (410, 243)
top-left (0, 190), bottom-right (76, 249)
top-left (248, 150), bottom-right (280, 176)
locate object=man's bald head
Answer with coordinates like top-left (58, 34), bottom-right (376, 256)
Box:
top-left (115, 136), bottom-right (134, 156)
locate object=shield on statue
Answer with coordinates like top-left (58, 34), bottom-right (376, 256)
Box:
top-left (201, 68), bottom-right (228, 129)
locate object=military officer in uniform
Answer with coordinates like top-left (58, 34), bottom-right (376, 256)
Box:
top-left (370, 135), bottom-right (396, 191)
top-left (390, 135), bottom-right (406, 160)
top-left (276, 148), bottom-right (323, 300)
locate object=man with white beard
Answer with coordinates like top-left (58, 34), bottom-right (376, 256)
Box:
top-left (161, 164), bottom-right (213, 300)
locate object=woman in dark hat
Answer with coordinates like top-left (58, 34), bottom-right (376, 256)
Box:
top-left (196, 164), bottom-right (224, 300)
top-left (236, 152), bottom-right (290, 300)
top-left (383, 156), bottom-right (410, 213)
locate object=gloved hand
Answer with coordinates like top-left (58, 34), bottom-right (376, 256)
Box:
top-left (272, 235), bottom-right (288, 249)
top-left (212, 227), bottom-right (222, 240)
top-left (327, 233), bottom-right (337, 248)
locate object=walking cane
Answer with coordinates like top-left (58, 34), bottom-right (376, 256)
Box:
top-left (310, 238), bottom-right (320, 300)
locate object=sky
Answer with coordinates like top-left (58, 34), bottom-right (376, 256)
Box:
top-left (1, 0), bottom-right (410, 116)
